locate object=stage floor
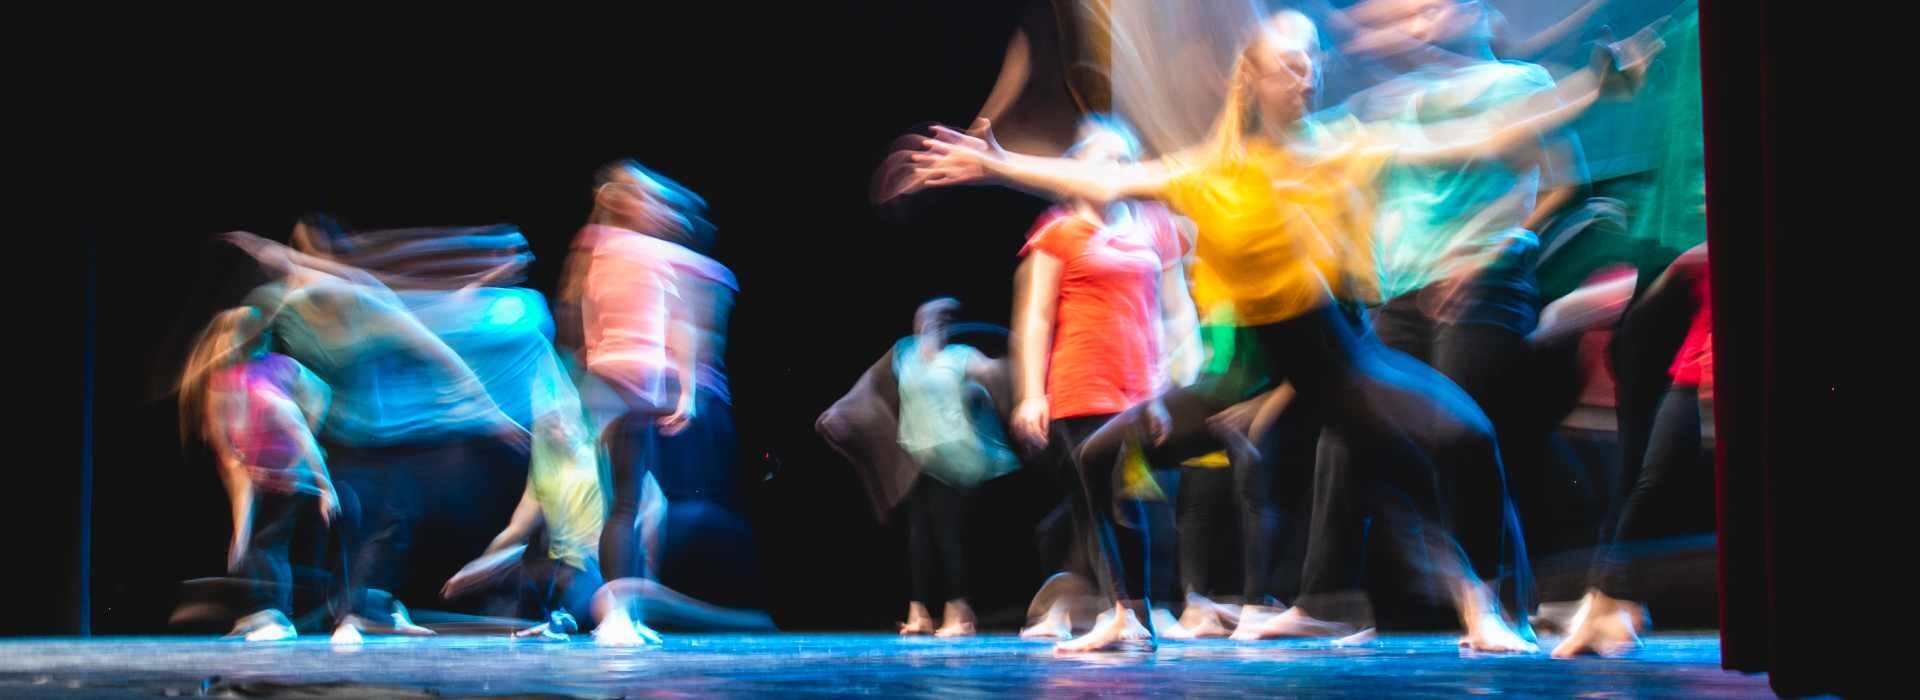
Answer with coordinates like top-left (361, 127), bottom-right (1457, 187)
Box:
top-left (0, 633), bottom-right (1768, 698)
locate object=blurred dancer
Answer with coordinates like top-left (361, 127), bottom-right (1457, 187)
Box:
top-left (893, 298), bottom-right (1019, 637)
top-left (178, 306), bottom-right (357, 643)
top-left (1553, 242), bottom-right (1711, 658)
top-left (227, 220), bottom-right (529, 636)
top-left (567, 159), bottom-right (702, 645)
top-left (996, 115), bottom-right (1198, 652)
top-left (904, 9), bottom-right (1660, 651)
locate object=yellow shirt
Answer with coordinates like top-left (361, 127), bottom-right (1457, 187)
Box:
top-left (1164, 122), bottom-right (1394, 326)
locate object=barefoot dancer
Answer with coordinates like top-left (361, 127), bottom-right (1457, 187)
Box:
top-left (903, 9), bottom-right (1660, 652)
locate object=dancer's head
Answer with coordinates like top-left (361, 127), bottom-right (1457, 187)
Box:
top-left (177, 305), bottom-right (273, 442)
top-left (1213, 10), bottom-right (1323, 152)
top-left (1350, 0), bottom-right (1496, 58)
top-left (913, 297), bottom-right (960, 342)
top-left (593, 159), bottom-right (708, 248)
top-left (290, 212), bottom-right (349, 258)
top-left (1066, 114), bottom-right (1143, 165)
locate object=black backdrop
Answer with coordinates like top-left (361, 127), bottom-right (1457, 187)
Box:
top-left (40, 3), bottom-right (1099, 635)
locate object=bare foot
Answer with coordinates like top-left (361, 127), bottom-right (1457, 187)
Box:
top-left (1234, 607), bottom-right (1355, 641)
top-left (1460, 613), bottom-right (1539, 654)
top-left (329, 622), bottom-right (364, 645)
top-left (1332, 627), bottom-right (1378, 647)
top-left (1454, 583), bottom-right (1538, 654)
top-left (1212, 603), bottom-right (1245, 628)
top-left (388, 604), bottom-right (436, 637)
top-left (1550, 592), bottom-right (1645, 658)
top-left (901, 602), bottom-right (935, 635)
top-left (934, 600), bottom-right (976, 638)
top-left (1175, 594), bottom-right (1236, 636)
top-left (1020, 605), bottom-right (1073, 640)
top-left (1056, 608), bottom-right (1154, 653)
top-left (229, 610), bottom-right (297, 642)
top-left (1185, 613), bottom-right (1231, 639)
top-left (594, 609), bottom-right (660, 647)
top-left (1151, 607), bottom-right (1191, 640)
top-left (1530, 600), bottom-right (1584, 634)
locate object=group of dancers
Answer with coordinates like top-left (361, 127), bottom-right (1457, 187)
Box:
top-left (172, 0), bottom-right (1713, 662)
top-left (178, 161), bottom-right (754, 645)
top-left (839, 0), bottom-right (1711, 657)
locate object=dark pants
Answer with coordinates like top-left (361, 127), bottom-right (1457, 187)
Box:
top-left (904, 474), bottom-right (969, 607)
top-left (1177, 466), bottom-right (1234, 598)
top-left (600, 411), bottom-right (661, 583)
top-left (653, 389), bottom-right (738, 508)
top-left (1591, 387), bottom-right (1710, 600)
top-left (1146, 305), bottom-right (1524, 625)
top-left (1372, 279), bottom-right (1540, 616)
top-left (330, 446), bottom-right (425, 620)
top-left (1052, 413), bottom-right (1152, 604)
top-left (1230, 405), bottom-right (1320, 605)
top-left (234, 490), bottom-right (351, 624)
top-left (517, 532), bottom-right (604, 627)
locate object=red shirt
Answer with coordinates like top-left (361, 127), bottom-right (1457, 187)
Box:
top-left (1669, 259), bottom-right (1713, 387)
top-left (1021, 204), bottom-right (1187, 419)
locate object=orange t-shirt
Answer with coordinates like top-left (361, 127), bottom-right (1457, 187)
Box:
top-left (1021, 204), bottom-right (1188, 419)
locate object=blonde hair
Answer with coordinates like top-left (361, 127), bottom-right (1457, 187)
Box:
top-left (1203, 9), bottom-right (1321, 162)
top-left (177, 306), bottom-right (272, 444)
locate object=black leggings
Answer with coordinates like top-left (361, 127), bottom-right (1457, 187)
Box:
top-left (1160, 305), bottom-right (1521, 622)
top-left (1052, 413), bottom-right (1153, 604)
top-left (1177, 466), bottom-right (1234, 598)
top-left (1590, 386), bottom-right (1707, 600)
top-left (600, 411), bottom-right (660, 583)
top-left (904, 474), bottom-right (969, 607)
top-left (235, 490), bottom-right (352, 624)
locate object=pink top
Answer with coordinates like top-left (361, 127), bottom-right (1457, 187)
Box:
top-left (579, 225), bottom-right (684, 408)
top-left (208, 353), bottom-right (326, 495)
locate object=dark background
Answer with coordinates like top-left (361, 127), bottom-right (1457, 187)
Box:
top-left (35, 3), bottom-right (1080, 635)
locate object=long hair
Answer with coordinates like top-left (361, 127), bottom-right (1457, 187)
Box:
top-left (1202, 9), bottom-right (1322, 162)
top-left (177, 306), bottom-right (271, 445)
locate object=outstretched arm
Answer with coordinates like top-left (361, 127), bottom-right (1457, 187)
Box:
top-left (906, 119), bottom-right (1190, 206)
